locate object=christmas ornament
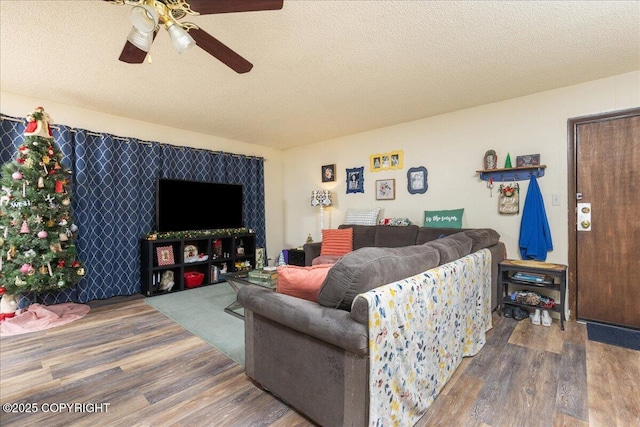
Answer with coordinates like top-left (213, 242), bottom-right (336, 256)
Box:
top-left (20, 264), bottom-right (34, 275)
top-left (11, 171), bottom-right (23, 180)
top-left (55, 181), bottom-right (64, 193)
top-left (37, 230), bottom-right (48, 239)
top-left (20, 220), bottom-right (29, 234)
top-left (24, 106), bottom-right (53, 138)
top-left (0, 292), bottom-right (18, 322)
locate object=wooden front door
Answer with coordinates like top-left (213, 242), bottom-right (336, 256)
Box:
top-left (568, 108), bottom-right (640, 328)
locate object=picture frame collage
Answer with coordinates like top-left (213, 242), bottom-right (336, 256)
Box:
top-left (322, 150), bottom-right (428, 200)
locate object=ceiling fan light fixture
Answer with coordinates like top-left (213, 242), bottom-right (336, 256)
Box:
top-left (127, 26), bottom-right (153, 52)
top-left (130, 4), bottom-right (158, 34)
top-left (166, 22), bottom-right (196, 54)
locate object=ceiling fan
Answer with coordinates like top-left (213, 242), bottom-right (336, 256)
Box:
top-left (104, 0), bottom-right (284, 73)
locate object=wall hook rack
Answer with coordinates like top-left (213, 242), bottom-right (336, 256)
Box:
top-left (476, 165), bottom-right (546, 182)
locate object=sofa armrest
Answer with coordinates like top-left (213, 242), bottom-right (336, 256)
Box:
top-left (237, 285), bottom-right (368, 355)
top-left (303, 242), bottom-right (322, 266)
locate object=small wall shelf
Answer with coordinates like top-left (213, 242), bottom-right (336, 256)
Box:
top-left (476, 165), bottom-right (546, 182)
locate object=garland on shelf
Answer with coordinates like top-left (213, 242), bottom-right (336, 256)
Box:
top-left (145, 228), bottom-right (253, 240)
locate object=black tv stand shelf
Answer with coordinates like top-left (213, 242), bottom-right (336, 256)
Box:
top-left (140, 230), bottom-right (255, 297)
top-left (498, 259), bottom-right (567, 330)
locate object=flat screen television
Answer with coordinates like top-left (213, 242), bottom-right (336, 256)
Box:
top-left (156, 178), bottom-right (244, 232)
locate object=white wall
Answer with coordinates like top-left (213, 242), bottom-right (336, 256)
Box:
top-left (4, 71), bottom-right (639, 266)
top-left (0, 91), bottom-right (286, 262)
top-left (282, 71), bottom-right (640, 265)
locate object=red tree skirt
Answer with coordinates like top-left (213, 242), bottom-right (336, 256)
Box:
top-left (0, 303), bottom-right (90, 336)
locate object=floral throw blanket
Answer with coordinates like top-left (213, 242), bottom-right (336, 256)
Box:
top-left (362, 249), bottom-right (492, 427)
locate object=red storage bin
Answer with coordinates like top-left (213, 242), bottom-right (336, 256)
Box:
top-left (184, 272), bottom-right (205, 288)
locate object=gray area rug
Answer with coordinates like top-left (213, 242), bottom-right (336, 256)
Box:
top-left (145, 283), bottom-right (246, 366)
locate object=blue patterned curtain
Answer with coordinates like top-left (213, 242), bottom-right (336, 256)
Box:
top-left (1, 114), bottom-right (266, 303)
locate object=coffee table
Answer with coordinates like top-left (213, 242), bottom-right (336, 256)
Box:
top-left (224, 270), bottom-right (277, 319)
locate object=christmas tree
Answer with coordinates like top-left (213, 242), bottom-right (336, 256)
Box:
top-left (0, 107), bottom-right (85, 303)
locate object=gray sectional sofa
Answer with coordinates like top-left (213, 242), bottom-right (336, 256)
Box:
top-left (237, 225), bottom-right (505, 426)
top-left (304, 224), bottom-right (504, 310)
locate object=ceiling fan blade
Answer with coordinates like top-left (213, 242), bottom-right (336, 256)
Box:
top-left (119, 41), bottom-right (148, 64)
top-left (189, 27), bottom-right (253, 73)
top-left (185, 0), bottom-right (283, 15)
top-left (118, 30), bottom-right (158, 64)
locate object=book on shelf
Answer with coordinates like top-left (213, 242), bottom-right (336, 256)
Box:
top-left (512, 271), bottom-right (552, 284)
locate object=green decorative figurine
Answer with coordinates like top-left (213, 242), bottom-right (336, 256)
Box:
top-left (504, 153), bottom-right (512, 168)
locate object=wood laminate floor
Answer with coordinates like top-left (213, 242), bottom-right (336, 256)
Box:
top-left (0, 298), bottom-right (638, 427)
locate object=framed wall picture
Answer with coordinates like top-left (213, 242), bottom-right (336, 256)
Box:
top-left (375, 179), bottom-right (395, 200)
top-left (370, 150), bottom-right (403, 172)
top-left (322, 164), bottom-right (336, 182)
top-left (407, 166), bottom-right (428, 194)
top-left (255, 248), bottom-right (265, 269)
top-left (516, 154), bottom-right (540, 167)
top-left (156, 245), bottom-right (175, 266)
top-left (346, 166), bottom-right (364, 194)
top-left (483, 150), bottom-right (498, 170)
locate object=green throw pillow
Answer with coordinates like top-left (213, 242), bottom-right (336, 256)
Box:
top-left (423, 209), bottom-right (464, 229)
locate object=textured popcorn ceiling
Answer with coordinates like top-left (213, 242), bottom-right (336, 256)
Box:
top-left (1, 1), bottom-right (638, 149)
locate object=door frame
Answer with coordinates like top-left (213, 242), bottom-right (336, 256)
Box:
top-left (566, 107), bottom-right (640, 321)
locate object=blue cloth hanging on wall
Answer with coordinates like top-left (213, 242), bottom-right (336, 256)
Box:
top-left (1, 114), bottom-right (266, 303)
top-left (519, 175), bottom-right (553, 260)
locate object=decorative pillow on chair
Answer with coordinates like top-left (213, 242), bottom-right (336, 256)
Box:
top-left (423, 208), bottom-right (464, 229)
top-left (320, 228), bottom-right (353, 256)
top-left (276, 264), bottom-right (333, 302)
top-left (344, 208), bottom-right (381, 226)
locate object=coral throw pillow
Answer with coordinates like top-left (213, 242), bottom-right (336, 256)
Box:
top-left (320, 228), bottom-right (353, 256)
top-left (276, 264), bottom-right (333, 302)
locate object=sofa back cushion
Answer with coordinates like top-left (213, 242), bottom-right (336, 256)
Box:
top-left (416, 227), bottom-right (470, 245)
top-left (425, 232), bottom-right (473, 265)
top-left (317, 245), bottom-right (440, 310)
top-left (374, 224), bottom-right (419, 247)
top-left (338, 224), bottom-right (377, 250)
top-left (464, 228), bottom-right (501, 252)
